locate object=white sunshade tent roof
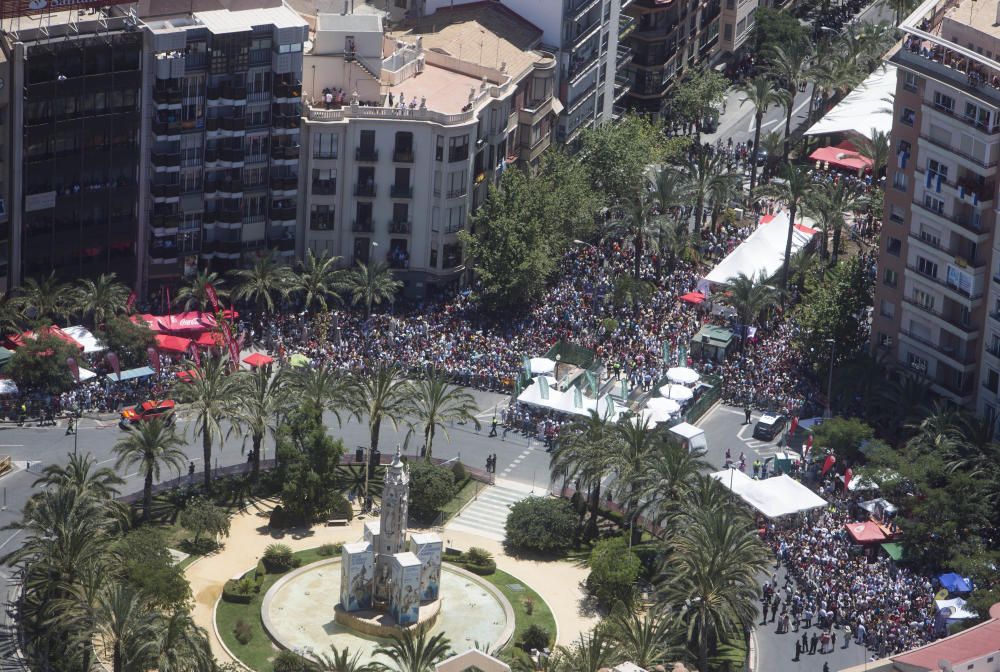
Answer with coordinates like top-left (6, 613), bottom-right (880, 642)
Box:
top-left (705, 212), bottom-right (817, 285)
top-left (63, 326), bottom-right (107, 354)
top-left (711, 469), bottom-right (828, 518)
top-left (805, 64), bottom-right (897, 140)
top-left (517, 377), bottom-right (626, 420)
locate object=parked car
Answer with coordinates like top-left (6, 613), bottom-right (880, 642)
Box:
top-left (753, 413), bottom-right (786, 441)
top-left (120, 400), bottom-right (176, 429)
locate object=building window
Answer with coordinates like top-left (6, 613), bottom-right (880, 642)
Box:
top-left (933, 91), bottom-right (955, 114)
top-left (447, 171), bottom-right (467, 198)
top-left (907, 352), bottom-right (928, 373)
top-left (877, 332), bottom-right (892, 347)
top-left (312, 169), bottom-right (336, 195)
top-left (430, 248), bottom-right (438, 268)
top-left (900, 107), bottom-right (916, 125)
top-left (312, 133), bottom-right (338, 159)
top-left (446, 206), bottom-right (466, 233)
top-left (883, 268), bottom-right (898, 287)
top-left (913, 287), bottom-right (935, 310)
top-left (923, 193), bottom-right (944, 213)
top-left (903, 72), bottom-right (918, 92)
top-left (917, 256), bottom-right (938, 278)
top-left (436, 136), bottom-right (444, 162)
top-left (927, 158), bottom-right (949, 181)
top-left (893, 172), bottom-right (908, 191)
top-left (887, 237), bottom-right (901, 256)
top-left (310, 204), bottom-right (334, 230)
top-left (889, 204), bottom-right (905, 223)
top-left (919, 225), bottom-right (941, 247)
top-left (448, 136), bottom-right (469, 162)
top-left (965, 101), bottom-right (992, 130)
top-left (880, 299), bottom-right (895, 318)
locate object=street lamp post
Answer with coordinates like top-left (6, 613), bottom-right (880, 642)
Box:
top-left (824, 338), bottom-right (836, 419)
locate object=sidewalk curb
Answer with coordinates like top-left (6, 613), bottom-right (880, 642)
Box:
top-left (749, 627), bottom-right (759, 672)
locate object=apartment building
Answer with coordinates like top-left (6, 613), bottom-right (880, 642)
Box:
top-left (298, 2), bottom-right (559, 297)
top-left (622, 0), bottom-right (722, 118)
top-left (0, 0), bottom-right (306, 296)
top-left (874, 0), bottom-right (1000, 421)
top-left (423, 0), bottom-right (628, 143)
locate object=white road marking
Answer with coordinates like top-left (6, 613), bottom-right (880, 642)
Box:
top-left (0, 530), bottom-right (22, 552)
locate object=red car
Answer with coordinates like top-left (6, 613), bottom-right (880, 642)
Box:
top-left (120, 400), bottom-right (176, 428)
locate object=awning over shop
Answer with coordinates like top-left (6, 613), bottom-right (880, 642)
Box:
top-left (844, 521), bottom-right (887, 544)
top-left (155, 334), bottom-right (194, 353)
top-left (109, 366), bottom-right (156, 382)
top-left (808, 140), bottom-right (873, 172)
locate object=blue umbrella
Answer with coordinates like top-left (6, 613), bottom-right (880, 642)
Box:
top-left (938, 572), bottom-right (973, 593)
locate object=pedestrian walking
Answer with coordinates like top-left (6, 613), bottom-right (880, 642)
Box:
top-left (745, 405), bottom-right (752, 424)
top-left (809, 633), bottom-right (818, 655)
top-left (794, 640), bottom-right (801, 661)
top-left (843, 626), bottom-right (851, 648)
top-left (489, 416), bottom-right (498, 437)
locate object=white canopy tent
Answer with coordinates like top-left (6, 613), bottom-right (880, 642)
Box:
top-left (666, 367), bottom-right (700, 385)
top-left (78, 368), bottom-right (98, 382)
top-left (63, 326), bottom-right (107, 354)
top-left (704, 212), bottom-right (817, 286)
top-left (711, 469), bottom-right (828, 518)
top-left (668, 422), bottom-right (707, 452)
top-left (659, 383), bottom-right (694, 401)
top-left (528, 357), bottom-right (556, 375)
top-left (805, 64), bottom-right (896, 140)
top-left (935, 597), bottom-right (977, 621)
top-left (517, 377), bottom-right (626, 420)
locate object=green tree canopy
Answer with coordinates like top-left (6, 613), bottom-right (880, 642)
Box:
top-left (580, 114), bottom-right (669, 207)
top-left (750, 7), bottom-right (809, 57)
top-left (275, 409), bottom-right (346, 525)
top-left (7, 332), bottom-right (79, 395)
top-left (665, 66), bottom-right (730, 135)
top-left (97, 315), bottom-right (156, 368)
top-left (407, 460), bottom-right (457, 522)
top-left (793, 256), bottom-right (873, 369)
top-left (179, 498), bottom-right (231, 545)
top-left (112, 527), bottom-right (192, 611)
top-left (505, 496), bottom-right (577, 554)
top-left (810, 417), bottom-right (875, 463)
top-left (586, 537), bottom-right (642, 609)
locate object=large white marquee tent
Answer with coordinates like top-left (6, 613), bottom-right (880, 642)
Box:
top-left (703, 212), bottom-right (817, 287)
top-left (711, 469), bottom-right (828, 518)
top-left (805, 64), bottom-right (897, 140)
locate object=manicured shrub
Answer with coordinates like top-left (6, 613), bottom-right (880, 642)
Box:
top-left (221, 579), bottom-right (254, 604)
top-left (466, 547), bottom-right (492, 564)
top-left (408, 460), bottom-right (457, 521)
top-left (233, 619), bottom-right (254, 645)
top-left (520, 624), bottom-right (551, 652)
top-left (262, 543), bottom-right (299, 573)
top-left (586, 537), bottom-right (641, 609)
top-left (505, 496), bottom-right (576, 554)
top-left (451, 461), bottom-right (467, 482)
top-left (318, 543), bottom-right (344, 557)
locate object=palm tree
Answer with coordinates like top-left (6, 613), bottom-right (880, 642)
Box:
top-left (720, 271), bottom-right (778, 337)
top-left (171, 356), bottom-right (242, 493)
top-left (147, 609), bottom-right (214, 672)
top-left (284, 361), bottom-right (351, 421)
top-left (611, 275), bottom-right (655, 314)
top-left (682, 151), bottom-right (729, 235)
top-left (375, 629), bottom-right (452, 672)
top-left (33, 452), bottom-right (124, 499)
top-left (114, 417), bottom-right (187, 522)
top-left (175, 270), bottom-right (230, 312)
top-left (765, 42), bottom-right (814, 160)
top-left (604, 191), bottom-right (660, 279)
top-left (343, 260), bottom-right (402, 318)
top-left (550, 631), bottom-right (616, 672)
top-left (407, 368), bottom-right (480, 461)
top-left (606, 608), bottom-right (686, 670)
top-left (230, 249), bottom-right (293, 319)
top-left (89, 584), bottom-right (157, 672)
top-left (736, 77), bottom-right (789, 201)
top-left (0, 291), bottom-right (24, 337)
top-left (314, 646), bottom-right (379, 672)
top-left (232, 366), bottom-right (288, 480)
top-left (346, 363), bottom-right (414, 499)
top-left (850, 129), bottom-right (891, 179)
top-left (18, 271), bottom-right (74, 323)
top-left (636, 439), bottom-right (711, 533)
top-left (658, 507), bottom-right (769, 672)
top-left (758, 162), bottom-right (812, 297)
top-left (707, 170), bottom-right (742, 232)
top-left (549, 410), bottom-right (619, 541)
top-left (289, 249), bottom-right (346, 312)
top-left (75, 273), bottom-right (131, 326)
top-left (802, 179), bottom-right (863, 261)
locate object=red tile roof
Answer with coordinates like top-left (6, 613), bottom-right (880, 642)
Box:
top-left (892, 617), bottom-right (1000, 670)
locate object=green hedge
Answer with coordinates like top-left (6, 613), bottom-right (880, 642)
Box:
top-left (445, 557), bottom-right (497, 575)
top-left (221, 579), bottom-right (255, 604)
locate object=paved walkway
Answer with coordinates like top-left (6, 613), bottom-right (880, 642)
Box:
top-left (443, 479), bottom-right (536, 542)
top-left (186, 498), bottom-right (597, 666)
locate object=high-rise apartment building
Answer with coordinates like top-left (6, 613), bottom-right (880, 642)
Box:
top-left (874, 0), bottom-right (1000, 421)
top-left (422, 0), bottom-right (627, 143)
top-left (298, 2), bottom-right (559, 297)
top-left (0, 0), bottom-right (306, 296)
top-left (622, 0), bottom-right (722, 118)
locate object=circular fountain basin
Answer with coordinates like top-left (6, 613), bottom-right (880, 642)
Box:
top-left (260, 559), bottom-right (513, 662)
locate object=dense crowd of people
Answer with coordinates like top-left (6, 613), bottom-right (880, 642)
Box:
top-left (763, 490), bottom-right (938, 659)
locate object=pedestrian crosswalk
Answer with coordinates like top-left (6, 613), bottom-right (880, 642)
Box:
top-left (443, 479), bottom-right (536, 542)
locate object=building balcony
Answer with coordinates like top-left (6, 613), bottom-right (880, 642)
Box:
top-left (312, 181), bottom-right (336, 195)
top-left (389, 219), bottom-right (411, 234)
top-left (220, 85), bottom-right (247, 102)
top-left (220, 117), bottom-right (247, 132)
top-left (152, 88), bottom-right (182, 106)
top-left (898, 328), bottom-right (978, 368)
top-left (270, 176), bottom-right (298, 191)
top-left (151, 183), bottom-right (181, 199)
top-left (919, 133), bottom-right (1000, 170)
top-left (911, 198), bottom-right (989, 239)
top-left (217, 209), bottom-right (242, 225)
top-left (356, 147), bottom-right (379, 162)
top-left (310, 215), bottom-right (335, 231)
top-left (390, 184), bottom-right (413, 198)
top-left (151, 151), bottom-right (181, 168)
top-left (274, 83), bottom-right (302, 102)
top-left (393, 148), bottom-right (415, 163)
top-left (271, 145), bottom-right (300, 161)
top-left (905, 263), bottom-right (983, 301)
top-left (902, 297), bottom-right (980, 337)
top-left (217, 180), bottom-right (244, 196)
top-left (219, 147), bottom-right (245, 163)
top-left (619, 14), bottom-right (637, 40)
top-left (152, 119), bottom-right (182, 136)
top-left (269, 206), bottom-right (296, 221)
top-left (352, 219), bottom-right (374, 233)
top-left (355, 183), bottom-right (377, 197)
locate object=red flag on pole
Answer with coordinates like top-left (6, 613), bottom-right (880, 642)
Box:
top-left (106, 352), bottom-right (121, 380)
top-left (821, 454), bottom-right (836, 477)
top-left (148, 346), bottom-right (160, 374)
top-left (166, 287), bottom-right (172, 318)
top-left (205, 284), bottom-right (221, 312)
top-left (66, 357), bottom-right (80, 384)
top-left (804, 434), bottom-right (813, 459)
top-left (190, 342), bottom-right (201, 367)
top-left (844, 467), bottom-right (853, 492)
top-left (790, 416), bottom-right (799, 436)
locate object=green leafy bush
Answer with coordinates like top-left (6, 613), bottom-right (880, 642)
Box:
top-left (272, 650), bottom-right (312, 672)
top-left (221, 579), bottom-right (254, 604)
top-left (233, 619), bottom-right (254, 645)
top-left (318, 543), bottom-right (344, 557)
top-left (505, 497), bottom-right (576, 554)
top-left (451, 461), bottom-right (467, 482)
top-left (262, 544), bottom-right (299, 573)
top-left (520, 624), bottom-right (551, 652)
top-left (408, 460), bottom-right (457, 521)
top-left (586, 537), bottom-right (641, 609)
top-left (466, 547), bottom-right (492, 564)
top-left (328, 494), bottom-right (354, 522)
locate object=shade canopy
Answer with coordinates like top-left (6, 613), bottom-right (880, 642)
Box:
top-left (0, 347), bottom-right (13, 366)
top-left (529, 357), bottom-right (557, 375)
top-left (195, 331), bottom-right (222, 348)
top-left (711, 470), bottom-right (827, 519)
top-left (77, 367), bottom-right (97, 382)
top-left (8, 325), bottom-right (84, 351)
top-left (244, 352), bottom-right (274, 367)
top-left (176, 368), bottom-right (200, 382)
top-left (704, 211), bottom-right (817, 286)
top-left (808, 140), bottom-right (873, 172)
top-left (108, 366), bottom-right (156, 382)
top-left (679, 291), bottom-right (705, 304)
top-left (288, 353), bottom-right (311, 367)
top-left (155, 334), bottom-right (194, 354)
top-left (63, 326), bottom-right (106, 353)
top-left (0, 379), bottom-right (17, 395)
top-left (882, 542), bottom-right (904, 561)
top-left (935, 597), bottom-right (977, 620)
top-left (844, 521), bottom-right (887, 544)
top-left (939, 572), bottom-right (973, 593)
top-left (666, 367), bottom-right (700, 385)
top-left (659, 384), bottom-right (694, 401)
top-left (805, 64), bottom-right (896, 140)
top-left (135, 310), bottom-right (238, 335)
